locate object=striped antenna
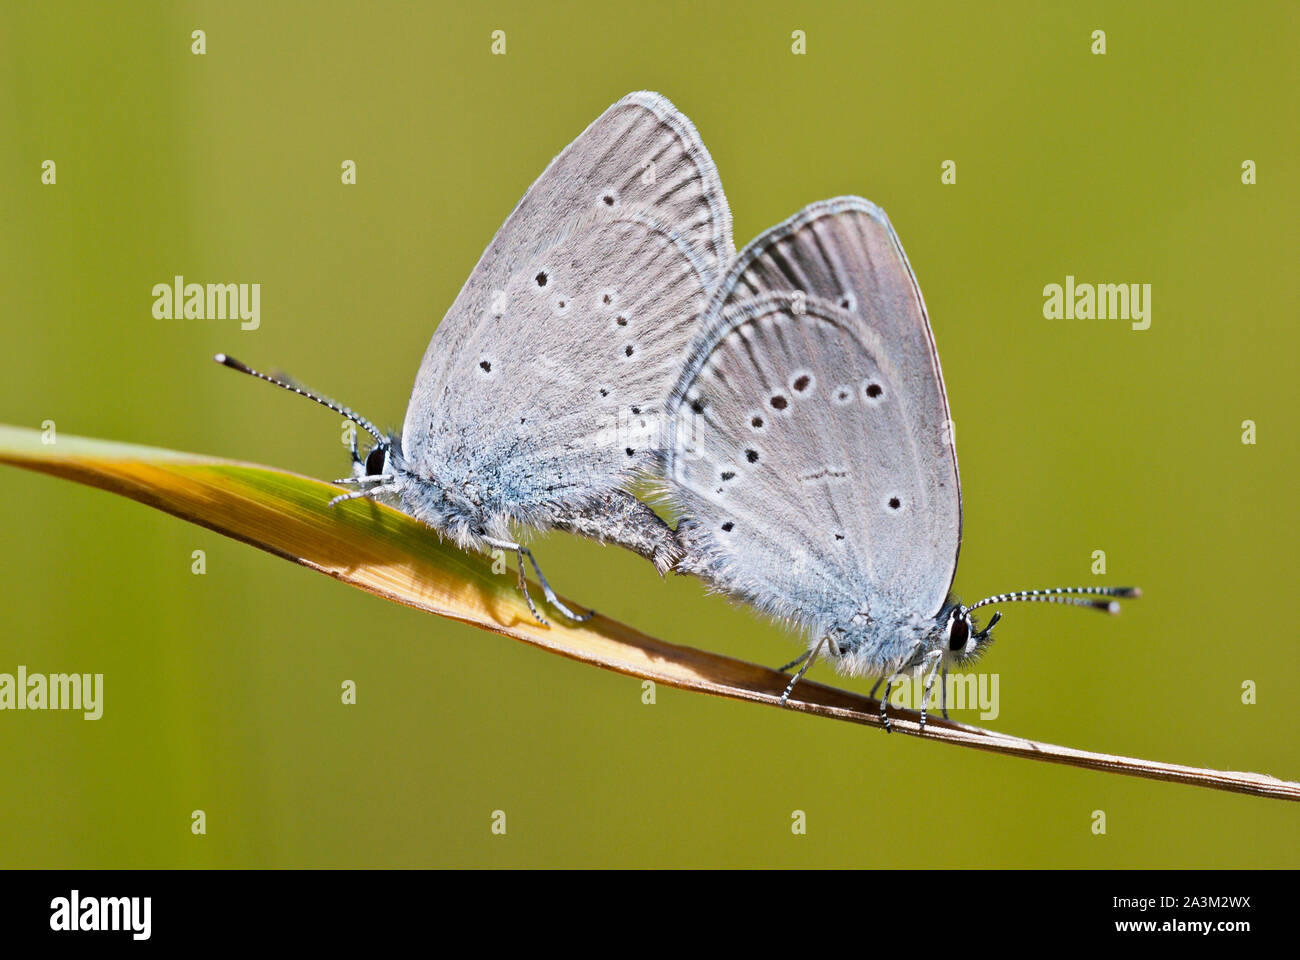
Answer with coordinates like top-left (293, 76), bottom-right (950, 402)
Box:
top-left (966, 585), bottom-right (1141, 616)
top-left (214, 354), bottom-right (387, 444)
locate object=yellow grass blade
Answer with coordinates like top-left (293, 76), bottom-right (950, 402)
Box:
top-left (1, 423), bottom-right (1295, 802)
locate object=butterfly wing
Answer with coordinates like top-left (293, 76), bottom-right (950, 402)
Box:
top-left (401, 92), bottom-right (733, 531)
top-left (665, 197), bottom-right (960, 639)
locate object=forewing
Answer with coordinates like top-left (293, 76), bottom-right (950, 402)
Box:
top-left (666, 197), bottom-right (960, 629)
top-left (402, 92), bottom-right (733, 508)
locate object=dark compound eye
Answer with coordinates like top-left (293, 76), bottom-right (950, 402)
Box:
top-left (948, 615), bottom-right (970, 653)
top-left (365, 445), bottom-right (387, 476)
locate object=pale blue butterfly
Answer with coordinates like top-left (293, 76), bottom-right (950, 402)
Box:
top-left (218, 92), bottom-right (734, 623)
top-left (662, 197), bottom-right (1138, 730)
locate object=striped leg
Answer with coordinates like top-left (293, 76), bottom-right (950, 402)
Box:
top-left (778, 637), bottom-right (827, 707)
top-left (879, 672), bottom-right (904, 734)
top-left (481, 536), bottom-right (592, 626)
top-left (919, 652), bottom-right (943, 732)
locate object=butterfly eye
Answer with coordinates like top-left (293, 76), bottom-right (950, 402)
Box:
top-left (365, 445), bottom-right (388, 477)
top-left (947, 613), bottom-right (970, 653)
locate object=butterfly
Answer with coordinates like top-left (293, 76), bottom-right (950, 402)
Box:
top-left (218, 92), bottom-right (734, 624)
top-left (660, 197), bottom-right (1138, 730)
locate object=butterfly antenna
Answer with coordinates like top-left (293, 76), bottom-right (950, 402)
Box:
top-left (965, 585), bottom-right (1141, 616)
top-left (214, 354), bottom-right (387, 444)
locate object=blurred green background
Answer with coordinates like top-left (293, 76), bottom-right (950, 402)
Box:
top-left (1, 1), bottom-right (1295, 867)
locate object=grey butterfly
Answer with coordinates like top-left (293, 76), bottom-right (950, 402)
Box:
top-left (663, 197), bottom-right (1137, 729)
top-left (218, 91), bottom-right (733, 623)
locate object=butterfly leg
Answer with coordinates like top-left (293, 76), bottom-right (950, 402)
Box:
top-left (481, 536), bottom-right (555, 625)
top-left (544, 492), bottom-right (683, 575)
top-left (514, 549), bottom-right (550, 625)
top-left (518, 544), bottom-right (594, 622)
top-left (879, 672), bottom-right (905, 734)
top-left (328, 484), bottom-right (398, 507)
top-left (918, 651), bottom-right (944, 733)
top-left (779, 637), bottom-right (827, 707)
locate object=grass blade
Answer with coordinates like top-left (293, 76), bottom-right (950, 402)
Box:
top-left (2, 423), bottom-right (1295, 802)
